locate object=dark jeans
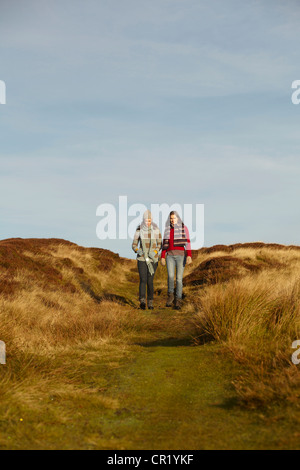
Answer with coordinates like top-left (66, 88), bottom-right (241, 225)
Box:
top-left (138, 260), bottom-right (158, 302)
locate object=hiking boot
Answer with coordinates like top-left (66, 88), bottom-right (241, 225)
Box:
top-left (148, 300), bottom-right (154, 310)
top-left (140, 299), bottom-right (146, 310)
top-left (166, 292), bottom-right (174, 307)
top-left (174, 297), bottom-right (182, 310)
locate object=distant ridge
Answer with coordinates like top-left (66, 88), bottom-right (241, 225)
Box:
top-left (1, 238), bottom-right (299, 262)
top-left (194, 241), bottom-right (300, 257)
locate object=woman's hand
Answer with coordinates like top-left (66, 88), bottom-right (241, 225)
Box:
top-left (161, 258), bottom-right (166, 266)
top-left (186, 256), bottom-right (192, 265)
top-left (148, 250), bottom-right (157, 261)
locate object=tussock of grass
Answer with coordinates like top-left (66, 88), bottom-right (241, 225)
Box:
top-left (192, 247), bottom-right (300, 408)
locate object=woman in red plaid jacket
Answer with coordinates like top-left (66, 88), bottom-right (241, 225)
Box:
top-left (161, 211), bottom-right (192, 310)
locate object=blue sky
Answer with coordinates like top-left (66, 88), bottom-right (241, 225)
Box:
top-left (1, 0), bottom-right (300, 258)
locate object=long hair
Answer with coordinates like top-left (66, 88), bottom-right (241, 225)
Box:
top-left (165, 210), bottom-right (184, 228)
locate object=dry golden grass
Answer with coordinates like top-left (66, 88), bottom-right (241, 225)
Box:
top-left (0, 238), bottom-right (153, 444)
top-left (192, 245), bottom-right (300, 408)
top-left (1, 238), bottom-right (300, 449)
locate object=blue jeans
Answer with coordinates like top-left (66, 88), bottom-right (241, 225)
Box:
top-left (166, 255), bottom-right (185, 299)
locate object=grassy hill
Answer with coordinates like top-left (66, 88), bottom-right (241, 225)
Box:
top-left (0, 238), bottom-right (300, 449)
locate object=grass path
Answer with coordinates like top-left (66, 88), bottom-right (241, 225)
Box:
top-left (1, 304), bottom-right (298, 449)
top-left (93, 310), bottom-right (296, 450)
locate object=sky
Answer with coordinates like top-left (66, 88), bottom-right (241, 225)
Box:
top-left (1, 0), bottom-right (300, 259)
